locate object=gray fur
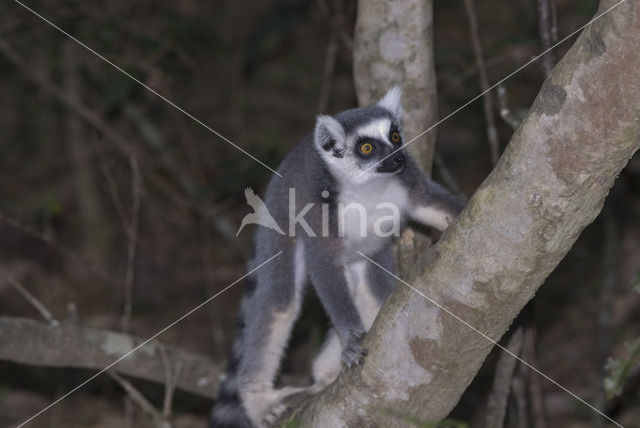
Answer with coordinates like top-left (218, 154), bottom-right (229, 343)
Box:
top-left (210, 87), bottom-right (464, 428)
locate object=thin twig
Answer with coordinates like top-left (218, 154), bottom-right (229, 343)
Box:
top-left (121, 155), bottom-right (143, 333)
top-left (160, 347), bottom-right (182, 419)
top-left (160, 348), bottom-right (173, 419)
top-left (317, 0), bottom-right (353, 50)
top-left (0, 36), bottom-right (240, 249)
top-left (0, 36), bottom-right (132, 158)
top-left (537, 0), bottom-right (557, 76)
top-left (97, 150), bottom-right (130, 239)
top-left (549, 0), bottom-right (558, 43)
top-left (109, 371), bottom-right (171, 428)
top-left (3, 274), bottom-right (58, 325)
top-left (484, 328), bottom-right (524, 428)
top-left (512, 369), bottom-right (530, 428)
top-left (463, 0), bottom-right (500, 166)
top-left (124, 395), bottom-right (134, 428)
top-left (317, 33), bottom-right (338, 114)
top-left (524, 325), bottom-right (547, 428)
top-left (0, 210), bottom-right (122, 287)
top-left (96, 146), bottom-right (143, 333)
top-left (595, 209), bottom-right (618, 428)
top-left (442, 53), bottom-right (512, 96)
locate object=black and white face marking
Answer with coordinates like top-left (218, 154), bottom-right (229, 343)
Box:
top-left (314, 86), bottom-right (407, 186)
top-left (350, 118), bottom-right (406, 176)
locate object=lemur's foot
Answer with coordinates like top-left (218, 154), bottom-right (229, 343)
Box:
top-left (260, 402), bottom-right (290, 428)
top-left (256, 385), bottom-right (306, 427)
top-left (342, 331), bottom-right (367, 368)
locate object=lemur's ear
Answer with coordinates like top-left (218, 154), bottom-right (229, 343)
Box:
top-left (377, 86), bottom-right (403, 118)
top-left (314, 115), bottom-right (346, 158)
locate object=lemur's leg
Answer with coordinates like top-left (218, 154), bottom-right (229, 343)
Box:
top-left (311, 245), bottom-right (397, 389)
top-left (311, 328), bottom-right (342, 390)
top-left (238, 240), bottom-right (307, 427)
top-left (345, 260), bottom-right (382, 331)
top-left (364, 244), bottom-right (397, 309)
top-left (310, 258), bottom-right (379, 389)
top-left (305, 238), bottom-right (367, 369)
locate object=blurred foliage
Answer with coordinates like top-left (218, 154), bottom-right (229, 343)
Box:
top-left (604, 337), bottom-right (640, 400)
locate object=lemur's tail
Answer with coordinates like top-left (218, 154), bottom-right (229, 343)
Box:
top-left (210, 278), bottom-right (255, 428)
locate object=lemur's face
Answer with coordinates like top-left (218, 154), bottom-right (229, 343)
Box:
top-left (314, 87), bottom-right (406, 185)
top-left (349, 117), bottom-right (405, 174)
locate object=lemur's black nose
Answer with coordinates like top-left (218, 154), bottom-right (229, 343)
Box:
top-left (377, 151), bottom-right (406, 173)
top-left (393, 153), bottom-right (405, 166)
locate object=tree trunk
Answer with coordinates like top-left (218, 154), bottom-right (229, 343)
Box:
top-left (353, 0), bottom-right (439, 275)
top-left (353, 0), bottom-right (438, 172)
top-left (293, 1), bottom-right (640, 426)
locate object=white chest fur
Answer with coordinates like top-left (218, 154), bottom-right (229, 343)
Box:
top-left (338, 178), bottom-right (408, 254)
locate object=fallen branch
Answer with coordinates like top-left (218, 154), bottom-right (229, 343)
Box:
top-left (0, 317), bottom-right (221, 399)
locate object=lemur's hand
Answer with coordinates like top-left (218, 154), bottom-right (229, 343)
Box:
top-left (342, 330), bottom-right (367, 368)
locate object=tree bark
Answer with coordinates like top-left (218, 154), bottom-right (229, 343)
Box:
top-left (353, 0), bottom-right (438, 173)
top-left (293, 1), bottom-right (640, 426)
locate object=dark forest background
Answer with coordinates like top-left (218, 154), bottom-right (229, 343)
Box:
top-left (0, 0), bottom-right (638, 427)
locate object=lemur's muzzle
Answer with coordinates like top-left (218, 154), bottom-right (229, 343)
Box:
top-left (377, 152), bottom-right (406, 173)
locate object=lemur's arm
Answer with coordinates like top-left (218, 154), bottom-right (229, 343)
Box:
top-left (403, 158), bottom-right (465, 231)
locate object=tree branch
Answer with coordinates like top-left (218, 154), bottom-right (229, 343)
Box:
top-left (294, 1), bottom-right (640, 425)
top-left (463, 0), bottom-right (501, 166)
top-left (109, 371), bottom-right (172, 428)
top-left (0, 317), bottom-right (222, 399)
top-left (483, 328), bottom-right (524, 428)
top-left (121, 154), bottom-right (143, 333)
top-left (2, 274), bottom-right (58, 326)
top-left (0, 37), bottom-right (133, 159)
top-left (537, 0), bottom-right (558, 76)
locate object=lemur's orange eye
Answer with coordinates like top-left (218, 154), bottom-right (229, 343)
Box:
top-left (391, 131), bottom-right (401, 143)
top-left (360, 142), bottom-right (373, 155)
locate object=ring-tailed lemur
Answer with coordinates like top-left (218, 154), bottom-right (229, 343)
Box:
top-left (210, 87), bottom-right (464, 428)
